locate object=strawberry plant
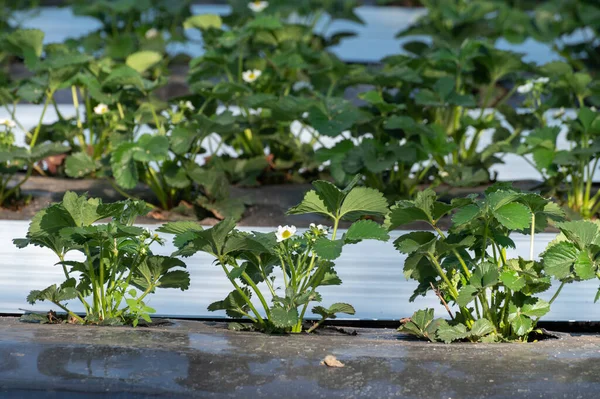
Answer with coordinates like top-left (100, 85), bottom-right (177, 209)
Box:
top-left (389, 186), bottom-right (568, 342)
top-left (14, 192), bottom-right (190, 326)
top-left (65, 0), bottom-right (193, 59)
top-left (159, 176), bottom-right (389, 333)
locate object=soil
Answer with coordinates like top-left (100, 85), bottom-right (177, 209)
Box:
top-left (1, 316), bottom-right (598, 398)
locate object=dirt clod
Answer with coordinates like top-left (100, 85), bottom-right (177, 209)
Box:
top-left (320, 355), bottom-right (344, 368)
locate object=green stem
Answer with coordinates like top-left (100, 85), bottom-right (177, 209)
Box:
top-left (30, 90), bottom-right (54, 148)
top-left (549, 281), bottom-right (566, 305)
top-left (428, 255), bottom-right (459, 300)
top-left (530, 213), bottom-right (535, 261)
top-left (241, 271), bottom-right (271, 319)
top-left (219, 260), bottom-right (265, 326)
top-left (332, 217), bottom-right (340, 240)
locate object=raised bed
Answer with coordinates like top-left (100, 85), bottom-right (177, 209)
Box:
top-left (1, 317), bottom-right (599, 398)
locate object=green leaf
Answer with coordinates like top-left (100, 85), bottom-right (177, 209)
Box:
top-left (313, 239), bottom-right (344, 260)
top-left (542, 241), bottom-right (578, 280)
top-left (339, 187), bottom-right (388, 221)
top-left (133, 134), bottom-right (169, 162)
top-left (394, 232), bottom-right (436, 255)
top-left (312, 180), bottom-right (345, 216)
top-left (344, 220), bottom-right (389, 242)
top-left (157, 221), bottom-right (203, 236)
top-left (163, 160), bottom-right (190, 189)
top-left (103, 65), bottom-right (145, 91)
top-left (457, 285), bottom-right (478, 307)
top-left (270, 307), bottom-right (299, 328)
top-left (133, 256), bottom-right (189, 291)
top-left (65, 152), bottom-right (100, 178)
top-left (26, 284), bottom-right (78, 305)
top-left (111, 142), bottom-right (138, 189)
top-left (126, 51), bottom-right (162, 73)
top-left (287, 190), bottom-right (332, 218)
top-left (4, 29), bottom-right (44, 67)
top-left (471, 262), bottom-right (499, 289)
top-left (208, 289), bottom-right (252, 318)
top-left (508, 313), bottom-right (533, 336)
top-left (452, 204), bottom-right (480, 225)
top-left (312, 303), bottom-right (356, 320)
top-left (493, 203), bottom-right (532, 230)
top-left (247, 16), bottom-right (283, 30)
top-left (469, 319), bottom-right (495, 338)
top-left (62, 191), bottom-right (104, 227)
top-left (436, 321), bottom-right (468, 344)
top-left (500, 271), bottom-right (526, 292)
top-left (398, 308), bottom-right (444, 342)
top-left (521, 298), bottom-right (550, 318)
top-left (29, 142), bottom-right (70, 161)
top-left (183, 14), bottom-right (222, 30)
top-left (574, 250), bottom-right (596, 280)
top-left (557, 221), bottom-right (600, 248)
top-left (386, 204), bottom-right (431, 229)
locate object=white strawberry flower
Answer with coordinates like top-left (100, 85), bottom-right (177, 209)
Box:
top-left (242, 69), bottom-right (262, 83)
top-left (248, 1), bottom-right (269, 12)
top-left (184, 101), bottom-right (195, 111)
top-left (517, 82), bottom-right (534, 94)
top-left (276, 225), bottom-right (296, 242)
top-left (145, 28), bottom-right (159, 39)
top-left (535, 77), bottom-right (549, 84)
top-left (94, 103), bottom-right (109, 115)
top-left (553, 107), bottom-right (565, 118)
top-left (0, 119), bottom-right (16, 128)
top-left (399, 138), bottom-right (407, 146)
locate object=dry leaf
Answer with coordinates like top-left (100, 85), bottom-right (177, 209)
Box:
top-left (320, 355), bottom-right (344, 368)
top-left (147, 210), bottom-right (167, 220)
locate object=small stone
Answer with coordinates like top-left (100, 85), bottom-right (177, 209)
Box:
top-left (320, 355), bottom-right (344, 368)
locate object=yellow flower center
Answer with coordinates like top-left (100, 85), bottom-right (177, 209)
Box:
top-left (254, 1), bottom-right (261, 5)
top-left (249, 72), bottom-right (256, 79)
top-left (282, 230), bottom-right (292, 239)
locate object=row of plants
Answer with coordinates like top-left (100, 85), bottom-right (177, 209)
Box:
top-left (16, 179), bottom-right (600, 342)
top-left (1, 1), bottom-right (600, 220)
